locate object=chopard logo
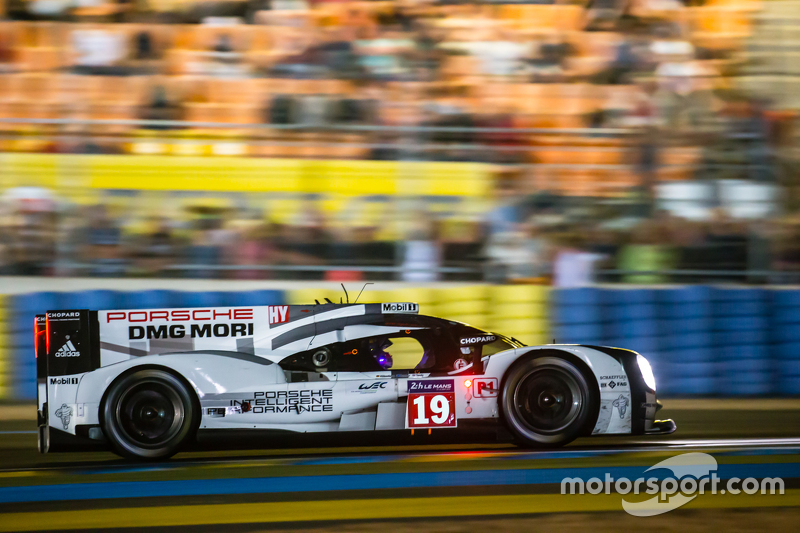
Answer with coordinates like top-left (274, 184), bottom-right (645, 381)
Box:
top-left (460, 336), bottom-right (496, 345)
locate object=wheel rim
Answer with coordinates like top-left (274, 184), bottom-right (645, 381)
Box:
top-left (116, 379), bottom-right (184, 448)
top-left (513, 366), bottom-right (583, 434)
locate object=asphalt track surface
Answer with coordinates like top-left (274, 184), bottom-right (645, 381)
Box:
top-left (1, 402), bottom-right (799, 532)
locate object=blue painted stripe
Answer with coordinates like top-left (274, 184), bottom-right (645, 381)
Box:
top-left (1, 463), bottom-right (797, 503)
top-left (0, 431), bottom-right (36, 435)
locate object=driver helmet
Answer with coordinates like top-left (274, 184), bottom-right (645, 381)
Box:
top-left (369, 338), bottom-right (393, 369)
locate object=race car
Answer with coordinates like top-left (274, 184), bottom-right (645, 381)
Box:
top-left (35, 301), bottom-right (675, 459)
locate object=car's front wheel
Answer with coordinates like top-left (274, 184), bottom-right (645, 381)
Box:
top-left (501, 355), bottom-right (597, 447)
top-left (102, 369), bottom-right (197, 460)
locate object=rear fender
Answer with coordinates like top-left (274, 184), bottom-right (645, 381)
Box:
top-left (76, 353), bottom-right (286, 420)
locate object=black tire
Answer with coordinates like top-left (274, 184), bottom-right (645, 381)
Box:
top-left (102, 369), bottom-right (197, 460)
top-left (501, 355), bottom-right (597, 447)
top-left (38, 425), bottom-right (49, 454)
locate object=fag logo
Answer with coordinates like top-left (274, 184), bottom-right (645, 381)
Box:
top-left (55, 339), bottom-right (80, 357)
top-left (268, 306), bottom-right (289, 325)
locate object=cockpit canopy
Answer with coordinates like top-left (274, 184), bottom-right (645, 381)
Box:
top-left (279, 313), bottom-right (523, 374)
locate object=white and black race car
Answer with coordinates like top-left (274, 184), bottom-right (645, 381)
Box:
top-left (35, 301), bottom-right (674, 459)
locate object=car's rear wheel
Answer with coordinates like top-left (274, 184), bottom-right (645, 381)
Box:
top-left (102, 369), bottom-right (197, 460)
top-left (501, 355), bottom-right (596, 447)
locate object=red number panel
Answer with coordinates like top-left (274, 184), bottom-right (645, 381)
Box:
top-left (407, 392), bottom-right (456, 428)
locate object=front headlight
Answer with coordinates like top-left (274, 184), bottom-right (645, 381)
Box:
top-left (637, 353), bottom-right (657, 391)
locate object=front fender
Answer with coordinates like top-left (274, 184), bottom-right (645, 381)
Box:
top-left (484, 345), bottom-right (634, 435)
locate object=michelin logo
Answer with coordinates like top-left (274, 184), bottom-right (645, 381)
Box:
top-left (55, 340), bottom-right (80, 357)
top-left (612, 394), bottom-right (629, 419)
top-left (55, 404), bottom-right (73, 429)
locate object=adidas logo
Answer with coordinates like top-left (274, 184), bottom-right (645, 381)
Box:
top-left (55, 340), bottom-right (80, 358)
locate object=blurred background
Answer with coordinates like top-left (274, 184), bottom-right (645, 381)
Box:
top-left (1, 0), bottom-right (800, 400)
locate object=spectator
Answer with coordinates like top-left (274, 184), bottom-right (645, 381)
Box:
top-left (552, 234), bottom-right (605, 288)
top-left (617, 220), bottom-right (676, 283)
top-left (140, 86), bottom-right (183, 129)
top-left (402, 212), bottom-right (442, 282)
top-left (84, 205), bottom-right (125, 277)
top-left (71, 29), bottom-right (128, 75)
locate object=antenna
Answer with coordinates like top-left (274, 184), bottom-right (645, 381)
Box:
top-left (341, 283), bottom-right (349, 304)
top-left (315, 299), bottom-right (320, 305)
top-left (353, 282), bottom-right (373, 304)
top-left (324, 298), bottom-right (333, 304)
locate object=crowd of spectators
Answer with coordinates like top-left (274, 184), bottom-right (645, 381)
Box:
top-left (3, 184), bottom-right (800, 285)
top-left (0, 0), bottom-right (783, 169)
top-left (1, 0), bottom-right (799, 284)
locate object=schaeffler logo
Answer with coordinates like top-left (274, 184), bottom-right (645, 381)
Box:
top-left (561, 452), bottom-right (784, 516)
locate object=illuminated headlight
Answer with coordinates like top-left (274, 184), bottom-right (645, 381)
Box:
top-left (637, 354), bottom-right (657, 391)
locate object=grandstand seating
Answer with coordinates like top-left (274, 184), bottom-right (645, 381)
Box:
top-left (0, 1), bottom-right (771, 197)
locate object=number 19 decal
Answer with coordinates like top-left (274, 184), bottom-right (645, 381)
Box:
top-left (406, 379), bottom-right (457, 428)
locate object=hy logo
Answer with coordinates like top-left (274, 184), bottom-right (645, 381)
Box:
top-left (55, 337), bottom-right (80, 358)
top-left (612, 394), bottom-right (629, 419)
top-left (54, 403), bottom-right (73, 429)
top-left (622, 453), bottom-right (717, 516)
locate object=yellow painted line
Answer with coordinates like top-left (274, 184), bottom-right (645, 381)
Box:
top-left (0, 471), bottom-right (37, 478)
top-left (1, 491), bottom-right (798, 531)
top-left (0, 405), bottom-right (35, 421)
top-left (663, 399), bottom-right (800, 410)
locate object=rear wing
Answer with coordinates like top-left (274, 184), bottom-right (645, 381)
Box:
top-left (36, 310), bottom-right (99, 453)
top-left (42, 310), bottom-right (100, 377)
top-left (35, 314), bottom-right (46, 424)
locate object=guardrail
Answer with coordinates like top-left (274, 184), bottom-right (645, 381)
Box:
top-left (2, 283), bottom-right (800, 400)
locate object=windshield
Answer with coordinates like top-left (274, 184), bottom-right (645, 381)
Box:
top-left (482, 334), bottom-right (523, 356)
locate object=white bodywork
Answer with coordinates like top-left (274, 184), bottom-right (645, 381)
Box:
top-left (45, 303), bottom-right (638, 438)
top-left (47, 348), bottom-right (633, 437)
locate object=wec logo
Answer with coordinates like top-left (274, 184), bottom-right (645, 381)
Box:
top-left (358, 382), bottom-right (387, 390)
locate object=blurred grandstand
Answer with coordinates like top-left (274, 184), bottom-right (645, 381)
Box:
top-left (1, 0), bottom-right (799, 283)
